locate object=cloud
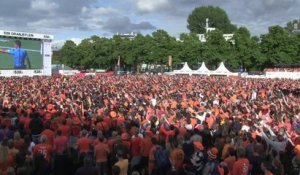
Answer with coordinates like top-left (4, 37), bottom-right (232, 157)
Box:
top-left (135, 0), bottom-right (169, 13)
top-left (31, 0), bottom-right (59, 11)
top-left (102, 16), bottom-right (156, 33)
top-left (0, 0), bottom-right (299, 37)
top-left (128, 0), bottom-right (300, 36)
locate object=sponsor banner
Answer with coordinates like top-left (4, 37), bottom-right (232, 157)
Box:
top-left (59, 70), bottom-right (79, 75)
top-left (0, 30), bottom-right (53, 40)
top-left (96, 71), bottom-right (115, 76)
top-left (0, 69), bottom-right (44, 77)
top-left (265, 71), bottom-right (300, 79)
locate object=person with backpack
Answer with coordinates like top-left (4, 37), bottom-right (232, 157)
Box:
top-left (202, 147), bottom-right (220, 175)
top-left (185, 141), bottom-right (206, 175)
top-left (148, 138), bottom-right (170, 175)
top-left (154, 141), bottom-right (171, 175)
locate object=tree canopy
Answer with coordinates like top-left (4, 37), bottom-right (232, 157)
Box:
top-left (187, 6), bottom-right (237, 34)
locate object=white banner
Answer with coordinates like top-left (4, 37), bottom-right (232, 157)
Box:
top-left (0, 30), bottom-right (53, 40)
top-left (0, 69), bottom-right (44, 77)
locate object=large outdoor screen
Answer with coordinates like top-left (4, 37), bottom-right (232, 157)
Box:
top-left (0, 36), bottom-right (43, 69)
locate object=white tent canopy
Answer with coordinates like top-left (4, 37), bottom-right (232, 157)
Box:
top-left (173, 62), bottom-right (193, 74)
top-left (210, 62), bottom-right (238, 76)
top-left (171, 61), bottom-right (238, 76)
top-left (194, 62), bottom-right (211, 75)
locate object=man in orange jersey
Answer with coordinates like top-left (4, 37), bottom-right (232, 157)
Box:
top-left (94, 135), bottom-right (110, 175)
top-left (232, 147), bottom-right (250, 175)
top-left (76, 130), bottom-right (92, 166)
top-left (33, 135), bottom-right (52, 163)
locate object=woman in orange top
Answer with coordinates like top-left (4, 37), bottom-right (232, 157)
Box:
top-left (170, 146), bottom-right (185, 172)
top-left (7, 140), bottom-right (19, 167)
top-left (13, 132), bottom-right (24, 150)
top-left (148, 138), bottom-right (159, 175)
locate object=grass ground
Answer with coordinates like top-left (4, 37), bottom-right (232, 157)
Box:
top-left (0, 37), bottom-right (42, 69)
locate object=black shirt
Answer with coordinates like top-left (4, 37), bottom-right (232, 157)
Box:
top-left (75, 165), bottom-right (98, 175)
top-left (29, 117), bottom-right (43, 135)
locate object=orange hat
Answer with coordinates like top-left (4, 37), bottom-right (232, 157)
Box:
top-left (207, 147), bottom-right (218, 160)
top-left (294, 145), bottom-right (300, 155)
top-left (193, 141), bottom-right (204, 150)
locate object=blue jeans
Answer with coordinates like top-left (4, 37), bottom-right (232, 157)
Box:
top-left (96, 162), bottom-right (107, 175)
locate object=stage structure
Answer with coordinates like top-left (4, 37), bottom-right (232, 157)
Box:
top-left (0, 30), bottom-right (53, 77)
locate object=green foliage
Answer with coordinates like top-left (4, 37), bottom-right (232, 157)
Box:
top-left (261, 25), bottom-right (298, 67)
top-left (178, 33), bottom-right (203, 69)
top-left (203, 30), bottom-right (231, 68)
top-left (60, 40), bottom-right (80, 68)
top-left (232, 27), bottom-right (264, 70)
top-left (187, 6), bottom-right (237, 34)
top-left (58, 7), bottom-right (300, 72)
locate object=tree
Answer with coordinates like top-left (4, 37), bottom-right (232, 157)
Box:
top-left (77, 39), bottom-right (96, 69)
top-left (203, 30), bottom-right (231, 68)
top-left (261, 25), bottom-right (298, 67)
top-left (178, 33), bottom-right (203, 69)
top-left (187, 6), bottom-right (236, 34)
top-left (232, 27), bottom-right (265, 70)
top-left (60, 40), bottom-right (80, 68)
top-left (92, 36), bottom-right (113, 69)
top-left (131, 34), bottom-right (155, 72)
top-left (52, 50), bottom-right (63, 64)
top-left (151, 30), bottom-right (178, 69)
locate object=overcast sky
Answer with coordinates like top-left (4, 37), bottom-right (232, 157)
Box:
top-left (0, 0), bottom-right (299, 41)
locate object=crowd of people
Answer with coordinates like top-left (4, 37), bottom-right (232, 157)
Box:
top-left (0, 75), bottom-right (300, 175)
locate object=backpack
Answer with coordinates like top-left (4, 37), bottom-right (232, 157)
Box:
top-left (155, 147), bottom-right (170, 169)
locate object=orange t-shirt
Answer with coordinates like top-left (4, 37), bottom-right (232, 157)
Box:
top-left (14, 139), bottom-right (24, 150)
top-left (171, 101), bottom-right (177, 109)
top-left (77, 137), bottom-right (92, 154)
top-left (94, 142), bottom-right (110, 163)
top-left (58, 125), bottom-right (70, 136)
top-left (221, 144), bottom-right (232, 160)
top-left (179, 127), bottom-right (187, 137)
top-left (7, 149), bottom-right (18, 167)
top-left (97, 121), bottom-right (109, 132)
top-left (149, 145), bottom-right (159, 162)
top-left (224, 156), bottom-right (236, 174)
top-left (141, 137), bottom-right (153, 157)
top-left (148, 145), bottom-right (159, 174)
top-left (41, 129), bottom-right (55, 146)
top-left (206, 116), bottom-right (214, 129)
top-left (232, 158), bottom-right (250, 175)
top-left (33, 143), bottom-right (52, 162)
top-left (170, 148), bottom-right (184, 171)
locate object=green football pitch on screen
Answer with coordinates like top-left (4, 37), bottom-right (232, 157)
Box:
top-left (0, 37), bottom-right (43, 69)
